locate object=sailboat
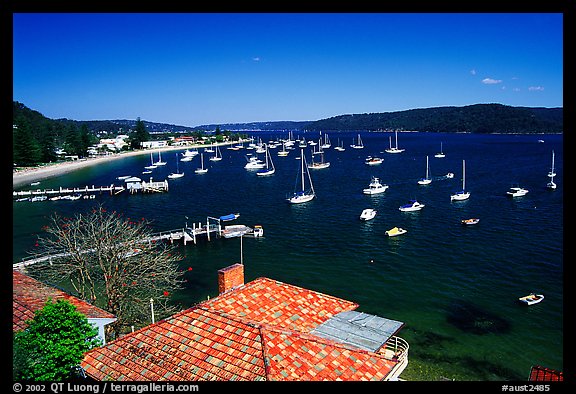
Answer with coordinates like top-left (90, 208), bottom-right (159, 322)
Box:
top-left (257, 144), bottom-right (275, 176)
top-left (278, 142), bottom-right (289, 157)
top-left (334, 138), bottom-right (346, 152)
top-left (434, 142), bottom-right (446, 158)
top-left (155, 151), bottom-right (167, 166)
top-left (385, 131), bottom-right (404, 153)
top-left (308, 146), bottom-right (330, 169)
top-left (144, 152), bottom-right (157, 170)
top-left (287, 148), bottom-right (316, 204)
top-left (168, 153), bottom-right (185, 179)
top-left (418, 156), bottom-right (432, 185)
top-left (209, 145), bottom-right (223, 161)
top-left (321, 132), bottom-right (331, 149)
top-left (547, 150), bottom-right (557, 190)
top-left (451, 160), bottom-right (470, 201)
top-left (194, 153), bottom-right (208, 174)
top-left (350, 134), bottom-right (364, 149)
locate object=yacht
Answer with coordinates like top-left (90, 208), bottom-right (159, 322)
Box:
top-left (506, 186), bottom-right (529, 197)
top-left (363, 177), bottom-right (389, 195)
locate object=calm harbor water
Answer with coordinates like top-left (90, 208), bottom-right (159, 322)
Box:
top-left (12, 131), bottom-right (563, 381)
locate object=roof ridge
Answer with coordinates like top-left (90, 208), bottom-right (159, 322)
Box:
top-left (249, 277), bottom-right (360, 308)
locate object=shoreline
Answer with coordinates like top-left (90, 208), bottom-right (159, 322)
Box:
top-left (13, 141), bottom-right (244, 189)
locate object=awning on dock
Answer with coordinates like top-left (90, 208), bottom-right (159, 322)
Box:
top-left (310, 311), bottom-right (404, 353)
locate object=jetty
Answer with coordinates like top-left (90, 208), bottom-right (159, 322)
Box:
top-left (13, 177), bottom-right (169, 200)
top-left (14, 216), bottom-right (263, 271)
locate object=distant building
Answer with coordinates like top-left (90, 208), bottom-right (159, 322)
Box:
top-left (13, 271), bottom-right (116, 345)
top-left (80, 263), bottom-right (409, 381)
top-left (141, 140), bottom-right (168, 149)
top-left (98, 135), bottom-right (130, 151)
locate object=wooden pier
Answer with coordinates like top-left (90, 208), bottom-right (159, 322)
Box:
top-left (13, 217), bottom-right (261, 271)
top-left (13, 178), bottom-right (169, 200)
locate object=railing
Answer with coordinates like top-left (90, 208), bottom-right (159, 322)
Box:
top-left (380, 335), bottom-right (410, 381)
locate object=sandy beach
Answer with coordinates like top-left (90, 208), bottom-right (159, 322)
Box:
top-left (12, 142), bottom-right (241, 189)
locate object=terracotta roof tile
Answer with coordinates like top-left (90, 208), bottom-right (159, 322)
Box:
top-left (12, 270), bottom-right (115, 331)
top-left (82, 307), bottom-right (267, 381)
top-left (81, 275), bottom-right (400, 381)
top-left (201, 277), bottom-right (358, 332)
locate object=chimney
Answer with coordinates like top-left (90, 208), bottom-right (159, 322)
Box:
top-left (218, 263), bottom-right (244, 294)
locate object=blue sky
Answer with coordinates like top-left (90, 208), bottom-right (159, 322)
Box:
top-left (13, 13), bottom-right (563, 127)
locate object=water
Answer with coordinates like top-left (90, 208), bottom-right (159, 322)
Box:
top-left (12, 132), bottom-right (563, 381)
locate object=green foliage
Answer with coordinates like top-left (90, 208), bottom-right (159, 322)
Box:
top-left (306, 104), bottom-right (563, 133)
top-left (130, 117), bottom-right (150, 149)
top-left (13, 299), bottom-right (101, 381)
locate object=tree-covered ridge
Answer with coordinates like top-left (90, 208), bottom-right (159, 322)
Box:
top-left (13, 101), bottom-right (562, 166)
top-left (305, 104), bottom-right (563, 133)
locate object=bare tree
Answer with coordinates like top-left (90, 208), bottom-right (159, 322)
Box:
top-left (28, 205), bottom-right (185, 339)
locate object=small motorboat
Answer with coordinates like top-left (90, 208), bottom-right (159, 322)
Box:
top-left (507, 186), bottom-right (529, 197)
top-left (461, 218), bottom-right (480, 225)
top-left (399, 200), bottom-right (425, 212)
top-left (445, 173), bottom-right (454, 178)
top-left (365, 156), bottom-right (384, 166)
top-left (219, 213), bottom-right (240, 222)
top-left (385, 227), bottom-right (407, 237)
top-left (360, 208), bottom-right (377, 221)
top-left (518, 293), bottom-right (544, 305)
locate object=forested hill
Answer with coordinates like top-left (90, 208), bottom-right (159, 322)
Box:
top-left (13, 101), bottom-right (562, 134)
top-left (304, 104), bottom-right (563, 133)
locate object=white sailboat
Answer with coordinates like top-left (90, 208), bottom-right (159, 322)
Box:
top-left (350, 134), bottom-right (364, 149)
top-left (434, 142), bottom-right (446, 158)
top-left (194, 153), bottom-right (208, 174)
top-left (308, 146), bottom-right (330, 169)
top-left (334, 138), bottom-right (346, 152)
top-left (385, 131), bottom-right (404, 153)
top-left (451, 160), bottom-right (470, 201)
top-left (547, 150), bottom-right (557, 190)
top-left (287, 148), bottom-right (316, 204)
top-left (321, 132), bottom-right (331, 149)
top-left (418, 156), bottom-right (432, 185)
top-left (209, 145), bottom-right (222, 161)
top-left (257, 144), bottom-right (275, 176)
top-left (155, 151), bottom-right (167, 166)
top-left (144, 152), bottom-right (157, 170)
top-left (168, 154), bottom-right (185, 179)
top-left (278, 142), bottom-right (289, 157)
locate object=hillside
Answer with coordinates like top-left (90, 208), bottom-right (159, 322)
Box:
top-left (304, 104), bottom-right (563, 133)
top-left (14, 101), bottom-right (562, 134)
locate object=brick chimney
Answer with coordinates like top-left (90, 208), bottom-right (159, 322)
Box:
top-left (218, 263), bottom-right (244, 294)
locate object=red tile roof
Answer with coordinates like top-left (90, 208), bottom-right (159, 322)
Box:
top-left (201, 277), bottom-right (359, 332)
top-left (529, 365), bottom-right (563, 381)
top-left (13, 270), bottom-right (116, 331)
top-left (81, 277), bottom-right (400, 381)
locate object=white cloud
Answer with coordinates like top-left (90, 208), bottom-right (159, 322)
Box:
top-left (252, 57), bottom-right (261, 62)
top-left (470, 69), bottom-right (477, 75)
top-left (482, 78), bottom-right (503, 85)
top-left (528, 86), bottom-right (544, 91)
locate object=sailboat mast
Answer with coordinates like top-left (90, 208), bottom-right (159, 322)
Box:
top-left (462, 160), bottom-right (466, 190)
top-left (301, 148), bottom-right (306, 191)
